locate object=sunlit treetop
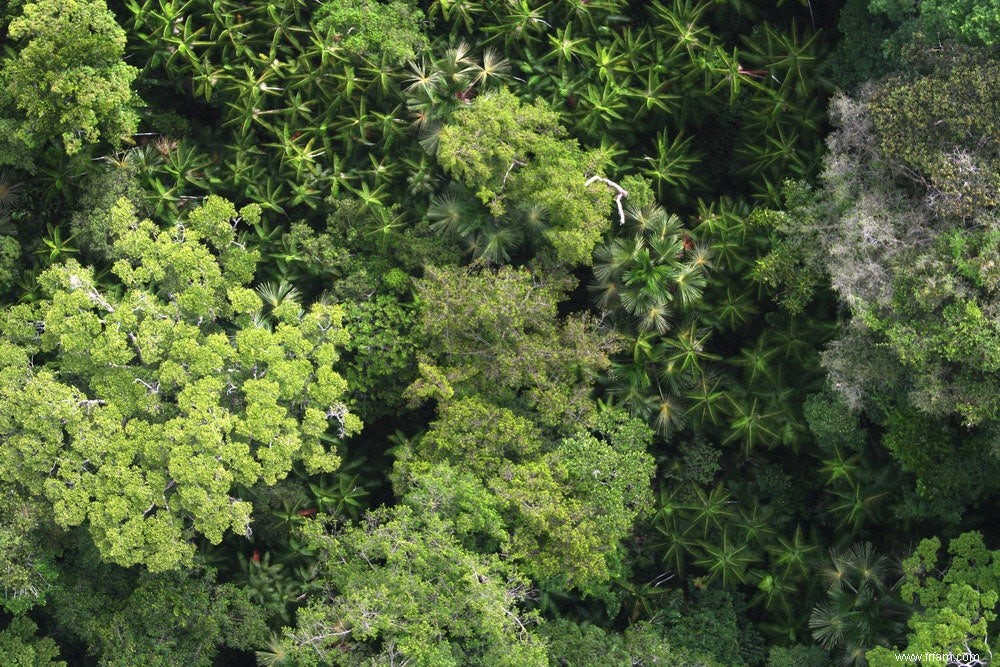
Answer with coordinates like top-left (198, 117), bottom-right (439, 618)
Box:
top-left (0, 197), bottom-right (360, 571)
top-left (0, 0), bottom-right (138, 166)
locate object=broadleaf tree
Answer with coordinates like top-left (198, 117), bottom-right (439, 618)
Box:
top-left (0, 196), bottom-right (360, 570)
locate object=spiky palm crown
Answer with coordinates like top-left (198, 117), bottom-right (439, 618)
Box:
top-left (591, 204), bottom-right (708, 328)
top-left (810, 542), bottom-right (904, 665)
top-left (0, 170), bottom-right (25, 214)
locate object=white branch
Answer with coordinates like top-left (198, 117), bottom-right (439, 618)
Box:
top-left (585, 175), bottom-right (629, 225)
top-left (502, 159), bottom-right (527, 190)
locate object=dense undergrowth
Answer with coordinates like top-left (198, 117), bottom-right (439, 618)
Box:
top-left (0, 0), bottom-right (997, 665)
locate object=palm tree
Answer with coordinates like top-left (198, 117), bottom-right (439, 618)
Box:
top-left (825, 478), bottom-right (891, 538)
top-left (576, 80), bottom-right (628, 137)
top-left (650, 390), bottom-right (688, 437)
top-left (651, 487), bottom-right (699, 576)
top-left (819, 447), bottom-right (861, 487)
top-left (724, 396), bottom-right (782, 456)
top-left (740, 21), bottom-right (828, 100)
top-left (0, 170), bottom-right (24, 214)
top-left (429, 0), bottom-right (485, 32)
top-left (255, 633), bottom-right (293, 666)
top-left (735, 335), bottom-right (782, 389)
top-left (689, 483), bottom-right (736, 537)
top-left (592, 205), bottom-right (709, 329)
top-left (626, 67), bottom-right (683, 125)
top-left (36, 225), bottom-right (79, 264)
top-left (660, 319), bottom-right (719, 380)
top-left (650, 0), bottom-right (712, 60)
top-left (481, 0), bottom-right (549, 48)
top-left (735, 503), bottom-right (776, 548)
top-left (810, 543), bottom-right (905, 666)
top-left (619, 571), bottom-right (675, 623)
top-left (767, 525), bottom-right (817, 580)
top-left (637, 130), bottom-right (703, 201)
top-left (707, 286), bottom-right (757, 331)
top-left (695, 529), bottom-right (756, 587)
top-left (684, 370), bottom-right (729, 427)
top-left (752, 569), bottom-right (799, 618)
top-left (544, 22), bottom-right (587, 67)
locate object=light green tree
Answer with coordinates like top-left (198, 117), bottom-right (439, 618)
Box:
top-left (393, 400), bottom-right (655, 591)
top-left (436, 88), bottom-right (615, 265)
top-left (410, 263), bottom-right (620, 427)
top-left (0, 0), bottom-right (138, 166)
top-left (0, 196), bottom-right (359, 570)
top-left (274, 506), bottom-right (548, 666)
top-left (868, 532), bottom-right (998, 666)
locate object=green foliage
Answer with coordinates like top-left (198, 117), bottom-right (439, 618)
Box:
top-left (660, 588), bottom-right (762, 666)
top-left (0, 491), bottom-right (56, 613)
top-left (0, 617), bottom-right (65, 666)
top-left (752, 180), bottom-right (828, 314)
top-left (70, 570), bottom-right (268, 667)
top-left (918, 0), bottom-right (1000, 46)
top-left (868, 532), bottom-right (1000, 665)
top-left (883, 408), bottom-right (1000, 524)
top-left (436, 88), bottom-right (613, 264)
top-left (826, 0), bottom-right (893, 91)
top-left (68, 162), bottom-right (146, 262)
top-left (768, 644), bottom-right (830, 667)
top-left (0, 0), bottom-right (138, 166)
top-left (315, 0), bottom-right (428, 64)
top-left (413, 263), bottom-right (620, 426)
top-left (0, 233), bottom-right (19, 295)
top-left (541, 618), bottom-right (721, 666)
top-left (338, 294), bottom-right (418, 419)
top-left (868, 55), bottom-right (1000, 220)
top-left (804, 390), bottom-right (864, 453)
top-left (871, 0), bottom-right (1000, 46)
top-left (0, 197), bottom-right (359, 570)
top-left (277, 506), bottom-right (548, 666)
top-left (0, 0), bottom-right (976, 662)
top-left (810, 543), bottom-right (905, 665)
top-left (768, 79), bottom-right (1000, 430)
top-left (394, 400), bottom-right (655, 591)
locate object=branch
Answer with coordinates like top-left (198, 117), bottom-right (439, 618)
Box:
top-left (585, 175), bottom-right (629, 225)
top-left (134, 378), bottom-right (160, 394)
top-left (501, 159), bottom-right (527, 190)
top-left (501, 605), bottom-right (529, 638)
top-left (68, 274), bottom-right (115, 313)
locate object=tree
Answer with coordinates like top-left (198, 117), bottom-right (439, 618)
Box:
top-left (47, 566), bottom-right (268, 667)
top-left (868, 532), bottom-right (999, 667)
top-left (314, 0), bottom-right (429, 64)
top-left (411, 263), bottom-right (620, 428)
top-left (810, 543), bottom-right (906, 666)
top-left (768, 644), bottom-right (830, 667)
top-left (541, 619), bottom-right (722, 666)
top-left (0, 617), bottom-right (65, 667)
top-left (0, 490), bottom-right (57, 613)
top-left (868, 54), bottom-right (999, 220)
top-left (870, 0), bottom-right (1000, 47)
top-left (393, 400), bottom-right (655, 591)
top-left (762, 73), bottom-right (1000, 428)
top-left (436, 88), bottom-right (616, 264)
top-left (0, 197), bottom-right (360, 570)
top-left (274, 506), bottom-right (548, 666)
top-left (916, 0), bottom-right (1000, 46)
top-left (0, 0), bottom-right (138, 166)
